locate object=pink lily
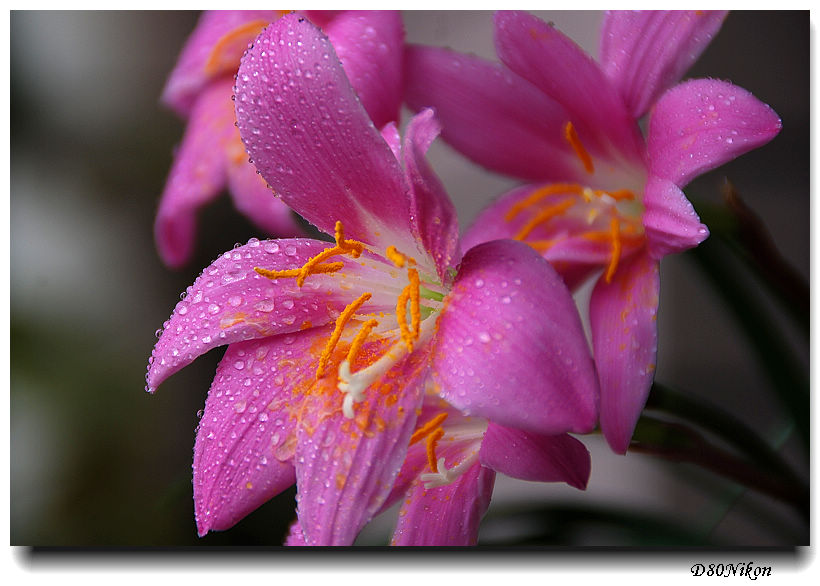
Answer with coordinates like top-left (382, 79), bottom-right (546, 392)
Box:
top-left (404, 10), bottom-right (781, 454)
top-left (146, 14), bottom-right (598, 545)
top-left (156, 10), bottom-right (405, 268)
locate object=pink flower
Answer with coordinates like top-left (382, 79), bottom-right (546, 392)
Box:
top-left (155, 10), bottom-right (405, 268)
top-left (404, 10), bottom-right (782, 454)
top-left (146, 14), bottom-right (598, 545)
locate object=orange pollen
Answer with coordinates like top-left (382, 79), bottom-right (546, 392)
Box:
top-left (409, 412), bottom-right (449, 445)
top-left (605, 217), bottom-right (622, 284)
top-left (514, 198), bottom-right (577, 241)
top-left (564, 121), bottom-right (594, 174)
top-left (345, 318), bottom-right (379, 366)
top-left (425, 428), bottom-right (445, 473)
top-left (505, 182), bottom-right (585, 221)
top-left (386, 245), bottom-right (411, 267)
top-left (396, 268), bottom-right (421, 352)
top-left (254, 262), bottom-right (343, 281)
top-left (597, 188), bottom-right (636, 201)
top-left (204, 20), bottom-right (269, 76)
top-left (316, 292), bottom-right (372, 380)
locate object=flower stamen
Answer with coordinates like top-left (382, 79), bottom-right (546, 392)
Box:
top-left (563, 121), bottom-right (594, 174)
top-left (425, 428), bottom-right (445, 473)
top-left (505, 182), bottom-right (585, 221)
top-left (396, 268), bottom-right (421, 352)
top-left (514, 198), bottom-right (577, 241)
top-left (409, 412), bottom-right (449, 445)
top-left (316, 292), bottom-right (372, 380)
top-left (605, 217), bottom-right (621, 283)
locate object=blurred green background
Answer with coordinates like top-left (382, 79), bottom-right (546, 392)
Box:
top-left (9, 11), bottom-right (809, 546)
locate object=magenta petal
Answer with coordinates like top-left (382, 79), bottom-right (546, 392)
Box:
top-left (294, 348), bottom-right (430, 545)
top-left (433, 239), bottom-right (598, 435)
top-left (155, 80), bottom-right (235, 268)
top-left (193, 333), bottom-right (327, 535)
top-left (590, 251), bottom-right (659, 454)
top-left (321, 10), bottom-right (404, 128)
top-left (226, 157), bottom-right (302, 238)
top-left (600, 11), bottom-right (728, 119)
top-left (402, 109), bottom-right (461, 280)
top-left (404, 44), bottom-right (581, 183)
top-left (161, 11), bottom-right (278, 116)
top-left (479, 424), bottom-right (590, 489)
top-left (285, 521), bottom-right (307, 546)
top-left (647, 78), bottom-right (782, 187)
top-left (643, 175), bottom-right (709, 258)
top-left (146, 238), bottom-right (348, 393)
top-left (234, 14), bottom-right (415, 254)
top-left (391, 462), bottom-right (495, 546)
top-left (494, 10), bottom-right (644, 163)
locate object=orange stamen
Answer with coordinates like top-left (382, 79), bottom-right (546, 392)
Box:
top-left (426, 428), bottom-right (445, 473)
top-left (386, 245), bottom-right (406, 267)
top-left (345, 319), bottom-right (379, 366)
top-left (505, 183), bottom-right (585, 221)
top-left (514, 198), bottom-right (577, 241)
top-left (396, 268), bottom-right (421, 352)
top-left (409, 412), bottom-right (449, 445)
top-left (316, 292), bottom-right (371, 379)
top-left (595, 188), bottom-right (636, 201)
top-left (254, 262), bottom-right (343, 281)
top-left (564, 121), bottom-right (594, 174)
top-left (204, 20), bottom-right (269, 76)
top-left (604, 217), bottom-right (621, 284)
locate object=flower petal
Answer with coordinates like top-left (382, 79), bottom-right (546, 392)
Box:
top-left (494, 10), bottom-right (644, 163)
top-left (193, 333), bottom-right (327, 535)
top-left (155, 80), bottom-right (235, 268)
top-left (647, 78), bottom-right (782, 188)
top-left (402, 109), bottom-right (461, 281)
top-left (600, 10), bottom-right (728, 119)
top-left (433, 239), bottom-right (598, 435)
top-left (234, 14), bottom-right (417, 256)
top-left (404, 44), bottom-right (581, 183)
top-left (643, 175), bottom-right (709, 258)
top-left (284, 520), bottom-right (307, 546)
top-left (319, 10), bottom-right (405, 128)
top-left (590, 250), bottom-right (659, 454)
top-left (146, 238), bottom-right (351, 393)
top-left (391, 462), bottom-right (495, 546)
top-left (294, 344), bottom-right (430, 545)
top-left (161, 10), bottom-right (278, 116)
top-left (479, 424), bottom-right (590, 489)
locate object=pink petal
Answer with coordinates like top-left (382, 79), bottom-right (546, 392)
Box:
top-left (643, 175), bottom-right (709, 258)
top-left (600, 11), bottom-right (728, 119)
top-left (391, 462), bottom-right (495, 546)
top-left (479, 424), bottom-right (590, 489)
top-left (234, 14), bottom-right (417, 256)
top-left (404, 44), bottom-right (582, 183)
top-left (294, 344), bottom-right (430, 545)
top-left (161, 11), bottom-right (279, 116)
top-left (194, 333), bottom-right (326, 535)
top-left (432, 239), bottom-right (598, 435)
top-left (225, 154), bottom-right (303, 238)
top-left (146, 238), bottom-right (351, 393)
top-left (155, 80), bottom-right (235, 268)
top-left (284, 521), bottom-right (307, 546)
top-left (320, 10), bottom-right (405, 128)
top-left (590, 250), bottom-right (659, 454)
top-left (647, 78), bottom-right (782, 188)
top-left (402, 109), bottom-right (461, 281)
top-left (494, 10), bottom-right (644, 164)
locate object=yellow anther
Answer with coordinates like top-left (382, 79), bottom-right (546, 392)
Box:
top-left (316, 292), bottom-right (372, 380)
top-left (396, 268), bottom-right (421, 352)
top-left (409, 412), bottom-right (449, 445)
top-left (204, 20), bottom-right (269, 76)
top-left (426, 428), bottom-right (445, 473)
top-left (596, 189), bottom-right (636, 201)
top-left (505, 183), bottom-right (584, 221)
top-left (385, 245), bottom-right (407, 268)
top-left (526, 239), bottom-right (557, 253)
top-left (514, 198), bottom-right (577, 241)
top-left (346, 318), bottom-right (379, 366)
top-left (254, 262), bottom-right (343, 281)
top-left (333, 220), bottom-right (364, 257)
top-left (564, 121), bottom-right (594, 174)
top-left (604, 217), bottom-right (621, 284)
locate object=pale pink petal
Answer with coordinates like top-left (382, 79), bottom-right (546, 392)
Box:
top-left (234, 14), bottom-right (417, 256)
top-left (161, 10), bottom-right (279, 116)
top-left (226, 155), bottom-right (303, 238)
top-left (402, 109), bottom-right (461, 281)
top-left (194, 333), bottom-right (327, 535)
top-left (643, 175), bottom-right (709, 258)
top-left (391, 462), bottom-right (495, 546)
top-left (647, 78), bottom-right (782, 187)
top-left (294, 345), bottom-right (430, 545)
top-left (479, 424), bottom-right (590, 489)
top-left (433, 239), bottom-right (598, 435)
top-left (590, 250), bottom-right (659, 454)
top-left (320, 10), bottom-right (405, 128)
top-left (155, 80), bottom-right (235, 268)
top-left (404, 44), bottom-right (582, 183)
top-left (600, 10), bottom-right (728, 119)
top-left (380, 122), bottom-right (402, 161)
top-left (146, 238), bottom-right (351, 393)
top-left (494, 10), bottom-right (644, 163)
